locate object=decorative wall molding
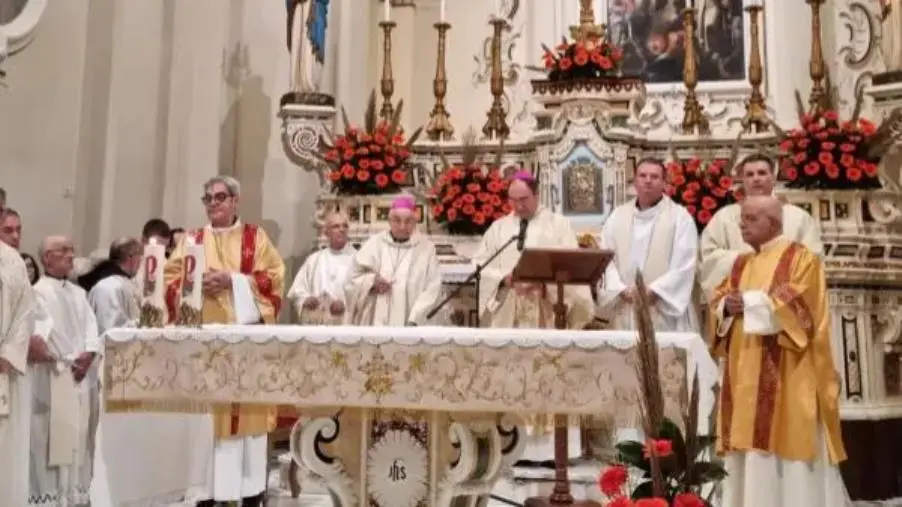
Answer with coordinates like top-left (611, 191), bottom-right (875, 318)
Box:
top-left (0, 0), bottom-right (47, 56)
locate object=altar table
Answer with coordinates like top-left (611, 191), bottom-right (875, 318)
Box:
top-left (102, 325), bottom-right (718, 507)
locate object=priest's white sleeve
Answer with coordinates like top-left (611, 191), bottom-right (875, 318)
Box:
top-left (82, 299), bottom-right (102, 355)
top-left (87, 282), bottom-right (130, 335)
top-left (741, 290), bottom-right (781, 335)
top-left (798, 211), bottom-right (824, 258)
top-left (286, 257), bottom-right (313, 316)
top-left (231, 274), bottom-right (263, 325)
top-left (647, 207), bottom-right (698, 317)
top-left (596, 215), bottom-right (628, 309)
top-left (699, 211), bottom-right (742, 301)
top-left (406, 248), bottom-right (443, 326)
top-left (0, 270), bottom-right (34, 375)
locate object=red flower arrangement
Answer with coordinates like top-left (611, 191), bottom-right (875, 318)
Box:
top-left (665, 158), bottom-right (739, 232)
top-left (321, 91), bottom-right (422, 195)
top-left (541, 35), bottom-right (624, 81)
top-left (430, 163), bottom-right (511, 236)
top-left (778, 110), bottom-right (881, 190)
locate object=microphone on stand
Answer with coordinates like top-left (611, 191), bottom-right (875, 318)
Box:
top-left (516, 219), bottom-right (528, 251)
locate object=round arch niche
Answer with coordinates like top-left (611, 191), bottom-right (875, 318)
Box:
top-left (0, 0), bottom-right (48, 56)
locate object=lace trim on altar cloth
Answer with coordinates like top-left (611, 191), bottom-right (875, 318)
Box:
top-left (28, 485), bottom-right (90, 506)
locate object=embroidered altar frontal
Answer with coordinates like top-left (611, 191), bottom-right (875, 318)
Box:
top-left (103, 325), bottom-right (703, 426)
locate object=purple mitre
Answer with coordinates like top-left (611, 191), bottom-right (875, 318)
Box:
top-left (512, 170), bottom-right (535, 183)
top-left (391, 194), bottom-right (417, 211)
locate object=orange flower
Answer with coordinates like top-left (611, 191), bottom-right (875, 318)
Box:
top-left (385, 156), bottom-right (397, 167)
top-left (784, 166), bottom-right (798, 181)
top-left (574, 51), bottom-right (589, 66)
top-left (356, 170), bottom-right (370, 182)
top-left (327, 170), bottom-right (341, 182)
top-left (431, 204), bottom-right (444, 218)
top-left (473, 212), bottom-right (486, 225)
top-left (462, 204), bottom-right (476, 216)
top-left (359, 158), bottom-right (371, 169)
top-left (701, 196), bottom-right (717, 210)
top-left (863, 162), bottom-right (879, 177)
top-left (371, 160), bottom-right (385, 171)
top-left (825, 164), bottom-right (840, 179)
top-left (803, 162), bottom-right (821, 176)
top-left (341, 164), bottom-right (355, 178)
top-left (466, 182), bottom-right (481, 193)
top-left (374, 173), bottom-right (389, 188)
top-left (697, 209), bottom-right (713, 224)
top-left (447, 208), bottom-right (458, 221)
top-left (559, 57), bottom-right (573, 70)
top-left (391, 170), bottom-right (406, 184)
top-left (847, 167), bottom-right (863, 181)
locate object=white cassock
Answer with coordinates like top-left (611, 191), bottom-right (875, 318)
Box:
top-left (87, 274), bottom-right (140, 334)
top-left (287, 245), bottom-right (355, 324)
top-left (31, 277), bottom-right (102, 507)
top-left (345, 231), bottom-right (442, 326)
top-left (472, 208), bottom-right (595, 462)
top-left (597, 197), bottom-right (708, 441)
top-left (0, 243), bottom-right (36, 506)
top-left (699, 201), bottom-right (822, 300)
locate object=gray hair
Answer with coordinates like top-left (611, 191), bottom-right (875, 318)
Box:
top-left (203, 176), bottom-right (241, 196)
top-left (0, 207), bottom-right (19, 219)
top-left (108, 237), bottom-right (142, 263)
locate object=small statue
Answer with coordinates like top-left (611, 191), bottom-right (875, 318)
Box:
top-left (286, 0), bottom-right (332, 101)
top-left (880, 0), bottom-right (902, 74)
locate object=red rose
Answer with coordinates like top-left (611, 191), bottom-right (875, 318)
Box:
top-left (635, 499), bottom-right (668, 507)
top-left (598, 465), bottom-right (628, 496)
top-left (574, 51), bottom-right (590, 66)
top-left (818, 152), bottom-right (834, 165)
top-left (697, 209), bottom-right (713, 224)
top-left (840, 154), bottom-right (856, 168)
top-left (825, 164), bottom-right (841, 179)
top-left (823, 110), bottom-right (839, 121)
top-left (685, 204), bottom-right (697, 216)
top-left (803, 162), bottom-right (821, 176)
top-left (847, 167), bottom-right (862, 182)
top-left (642, 439), bottom-right (673, 459)
top-left (863, 163), bottom-right (879, 177)
top-left (374, 173), bottom-right (389, 188)
top-left (673, 492), bottom-right (706, 507)
top-left (560, 57), bottom-right (573, 70)
top-left (681, 190), bottom-right (697, 204)
top-left (779, 140), bottom-right (794, 152)
top-left (701, 196), bottom-right (718, 211)
top-left (607, 496), bottom-right (634, 507)
top-left (719, 176), bottom-right (733, 189)
top-left (784, 166), bottom-right (798, 181)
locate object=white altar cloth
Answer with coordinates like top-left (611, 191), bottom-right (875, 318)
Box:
top-left (98, 325), bottom-right (717, 505)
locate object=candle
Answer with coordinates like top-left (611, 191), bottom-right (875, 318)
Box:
top-left (182, 239), bottom-right (206, 312)
top-left (440, 0), bottom-right (445, 22)
top-left (142, 238), bottom-right (166, 308)
top-left (384, 0), bottom-right (391, 21)
top-left (493, 0), bottom-right (500, 18)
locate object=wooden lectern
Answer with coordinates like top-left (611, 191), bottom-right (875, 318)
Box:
top-left (513, 247), bottom-right (614, 507)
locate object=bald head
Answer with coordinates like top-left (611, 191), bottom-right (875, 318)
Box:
top-left (323, 211), bottom-right (350, 250)
top-left (740, 196), bottom-right (783, 248)
top-left (39, 235), bottom-right (75, 278)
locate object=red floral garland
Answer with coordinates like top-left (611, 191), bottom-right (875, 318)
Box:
top-left (665, 158), bottom-right (739, 232)
top-left (323, 120), bottom-right (414, 195)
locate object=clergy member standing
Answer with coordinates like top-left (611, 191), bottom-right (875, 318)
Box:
top-left (345, 195), bottom-right (442, 326)
top-left (471, 171), bottom-right (594, 464)
top-left (164, 176), bottom-right (285, 507)
top-left (87, 237), bottom-right (143, 334)
top-left (31, 235), bottom-right (102, 507)
top-left (0, 240), bottom-right (36, 505)
top-left (700, 153), bottom-right (822, 300)
top-left (287, 211), bottom-right (355, 324)
top-left (709, 196), bottom-right (849, 506)
top-left (598, 157), bottom-right (699, 332)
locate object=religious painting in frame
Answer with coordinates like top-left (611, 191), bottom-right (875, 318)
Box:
top-left (605, 0), bottom-right (748, 86)
top-left (562, 157), bottom-right (604, 215)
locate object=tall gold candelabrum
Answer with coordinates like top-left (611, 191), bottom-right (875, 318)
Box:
top-left (379, 21), bottom-right (396, 121)
top-left (482, 18), bottom-right (510, 141)
top-left (571, 0), bottom-right (604, 41)
top-left (806, 0), bottom-right (829, 113)
top-left (426, 22), bottom-right (455, 141)
top-left (741, 4), bottom-right (769, 132)
top-left (681, 8), bottom-right (710, 135)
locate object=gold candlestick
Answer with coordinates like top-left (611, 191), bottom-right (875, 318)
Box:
top-left (482, 18), bottom-right (510, 141)
top-left (571, 0), bottom-right (605, 42)
top-left (681, 8), bottom-right (710, 135)
top-left (741, 4), bottom-right (769, 133)
top-left (806, 0), bottom-right (829, 113)
top-left (379, 21), bottom-right (396, 121)
top-left (426, 22), bottom-right (455, 141)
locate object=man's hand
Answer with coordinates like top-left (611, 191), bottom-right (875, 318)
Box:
top-left (620, 287), bottom-right (636, 304)
top-left (202, 270), bottom-right (232, 296)
top-left (724, 292), bottom-right (744, 317)
top-left (27, 336), bottom-right (53, 364)
top-left (371, 276), bottom-right (392, 295)
top-left (302, 296), bottom-right (320, 310)
top-left (71, 352), bottom-right (96, 383)
top-left (329, 300), bottom-right (345, 315)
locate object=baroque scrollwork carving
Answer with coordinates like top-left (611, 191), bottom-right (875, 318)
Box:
top-left (291, 415), bottom-right (358, 506)
top-left (280, 105), bottom-right (336, 182)
top-left (628, 89), bottom-right (750, 138)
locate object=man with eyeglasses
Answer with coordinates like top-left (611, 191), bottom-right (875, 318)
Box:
top-left (164, 176), bottom-right (285, 507)
top-left (30, 235), bottom-right (102, 506)
top-left (345, 194), bottom-right (442, 326)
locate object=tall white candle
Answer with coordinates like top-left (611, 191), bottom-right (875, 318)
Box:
top-left (384, 0), bottom-right (391, 21)
top-left (182, 236), bottom-right (206, 312)
top-left (493, 0), bottom-right (500, 18)
top-left (440, 0), bottom-right (445, 22)
top-left (143, 238), bottom-right (166, 304)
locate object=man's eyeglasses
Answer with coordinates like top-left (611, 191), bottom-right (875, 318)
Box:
top-left (201, 192), bottom-right (231, 205)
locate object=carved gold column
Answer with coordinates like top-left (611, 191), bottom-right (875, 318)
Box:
top-left (741, 3), bottom-right (769, 132)
top-left (426, 22), bottom-right (454, 141)
top-left (379, 20), bottom-right (397, 121)
top-left (482, 18), bottom-right (510, 141)
top-left (681, 7), bottom-right (710, 135)
top-left (806, 0), bottom-right (829, 113)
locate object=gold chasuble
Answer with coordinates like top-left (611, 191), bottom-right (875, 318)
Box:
top-left (164, 222), bottom-right (286, 439)
top-left (708, 239), bottom-right (846, 464)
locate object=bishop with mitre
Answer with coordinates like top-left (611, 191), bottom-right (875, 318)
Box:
top-left (287, 211), bottom-right (355, 325)
top-left (700, 153), bottom-right (822, 300)
top-left (164, 176), bottom-right (285, 507)
top-left (471, 171), bottom-right (594, 463)
top-left (345, 195), bottom-right (442, 326)
top-left (709, 196), bottom-right (849, 506)
top-left (597, 157), bottom-right (699, 332)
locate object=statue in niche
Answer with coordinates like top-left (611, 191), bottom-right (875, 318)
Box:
top-left (564, 159), bottom-right (603, 214)
top-left (880, 0), bottom-right (902, 74)
top-left (285, 0), bottom-right (333, 104)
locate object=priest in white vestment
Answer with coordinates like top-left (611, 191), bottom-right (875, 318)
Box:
top-left (345, 195), bottom-right (442, 327)
top-left (700, 153), bottom-right (822, 300)
top-left (30, 235), bottom-right (102, 507)
top-left (288, 211), bottom-right (355, 324)
top-left (86, 238), bottom-right (142, 334)
top-left (472, 171), bottom-right (595, 464)
top-left (0, 241), bottom-right (36, 506)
